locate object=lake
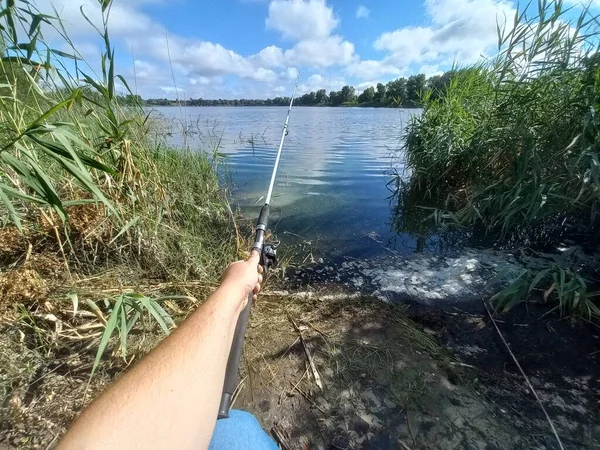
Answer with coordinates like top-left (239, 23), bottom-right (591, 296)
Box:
top-left (153, 106), bottom-right (434, 262)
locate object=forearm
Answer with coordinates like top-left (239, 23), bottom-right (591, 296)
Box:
top-left (58, 285), bottom-right (243, 450)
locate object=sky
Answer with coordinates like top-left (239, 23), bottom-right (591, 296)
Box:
top-left (31, 0), bottom-right (599, 99)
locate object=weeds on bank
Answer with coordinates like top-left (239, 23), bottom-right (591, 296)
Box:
top-left (397, 0), bottom-right (600, 317)
top-left (0, 0), bottom-right (239, 398)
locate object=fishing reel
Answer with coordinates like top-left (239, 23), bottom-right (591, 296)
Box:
top-left (260, 241), bottom-right (279, 271)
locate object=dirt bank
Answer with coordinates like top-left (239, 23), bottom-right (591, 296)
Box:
top-left (1, 263), bottom-right (598, 449)
top-left (237, 288), bottom-right (599, 450)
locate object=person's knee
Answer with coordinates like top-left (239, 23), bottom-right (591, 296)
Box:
top-left (209, 410), bottom-right (277, 450)
top-left (228, 410), bottom-right (260, 427)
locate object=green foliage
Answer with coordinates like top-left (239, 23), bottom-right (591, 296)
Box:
top-left (492, 248), bottom-right (600, 319)
top-left (358, 86), bottom-right (375, 104)
top-left (399, 0), bottom-right (600, 316)
top-left (406, 74), bottom-right (427, 107)
top-left (0, 0), bottom-right (237, 278)
top-left (374, 83), bottom-right (387, 104)
top-left (145, 75), bottom-right (456, 108)
top-left (90, 293), bottom-right (178, 378)
top-left (0, 0), bottom-right (143, 229)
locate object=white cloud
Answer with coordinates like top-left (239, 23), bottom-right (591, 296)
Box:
top-left (297, 73), bottom-right (346, 94)
top-left (250, 45), bottom-right (286, 68)
top-left (375, 0), bottom-right (515, 67)
top-left (35, 0), bottom-right (154, 40)
top-left (31, 0), bottom-right (525, 99)
top-left (285, 35), bottom-right (355, 67)
top-left (346, 60), bottom-right (402, 79)
top-left (189, 77), bottom-right (211, 86)
top-left (356, 5), bottom-right (370, 19)
top-left (419, 64), bottom-right (443, 77)
top-left (356, 80), bottom-right (379, 93)
top-left (266, 0), bottom-right (338, 41)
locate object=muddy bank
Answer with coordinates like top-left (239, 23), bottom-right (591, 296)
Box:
top-left (240, 289), bottom-right (600, 449)
top-left (283, 248), bottom-right (546, 307)
top-left (0, 251), bottom-right (598, 449)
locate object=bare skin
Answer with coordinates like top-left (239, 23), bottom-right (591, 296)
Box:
top-left (58, 251), bottom-right (264, 450)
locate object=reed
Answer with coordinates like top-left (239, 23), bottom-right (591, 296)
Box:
top-left (399, 0), bottom-right (600, 317)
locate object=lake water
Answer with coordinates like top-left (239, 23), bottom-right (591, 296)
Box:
top-left (153, 106), bottom-right (432, 261)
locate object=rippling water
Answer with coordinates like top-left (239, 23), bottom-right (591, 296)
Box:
top-left (154, 106), bottom-right (424, 260)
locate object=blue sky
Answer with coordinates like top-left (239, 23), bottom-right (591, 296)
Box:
top-left (34, 0), bottom-right (598, 99)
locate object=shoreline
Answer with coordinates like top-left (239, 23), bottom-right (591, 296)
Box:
top-left (2, 248), bottom-right (598, 449)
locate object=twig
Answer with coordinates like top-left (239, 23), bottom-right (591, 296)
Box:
top-left (290, 382), bottom-right (326, 414)
top-left (231, 375), bottom-right (247, 409)
top-left (483, 301), bottom-right (565, 450)
top-left (271, 423), bottom-right (293, 450)
top-left (398, 440), bottom-right (413, 450)
top-left (278, 336), bottom-right (300, 361)
top-left (41, 210), bottom-right (71, 279)
top-left (43, 433), bottom-right (59, 450)
top-left (24, 242), bottom-right (32, 264)
top-left (287, 366), bottom-right (309, 399)
top-left (289, 316), bottom-right (323, 390)
top-left (406, 409), bottom-right (417, 446)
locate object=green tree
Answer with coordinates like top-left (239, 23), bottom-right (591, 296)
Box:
top-left (386, 77), bottom-right (407, 106)
top-left (358, 86), bottom-right (375, 104)
top-left (426, 71), bottom-right (455, 101)
top-left (316, 89), bottom-right (327, 104)
top-left (374, 83), bottom-right (387, 104)
top-left (329, 90), bottom-right (342, 106)
top-left (340, 85), bottom-right (356, 104)
top-left (406, 74), bottom-right (426, 106)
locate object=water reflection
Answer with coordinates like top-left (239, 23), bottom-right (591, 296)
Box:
top-left (153, 106), bottom-right (433, 260)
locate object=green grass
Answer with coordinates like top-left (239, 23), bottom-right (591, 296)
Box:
top-left (0, 0), bottom-right (239, 370)
top-left (398, 0), bottom-right (600, 317)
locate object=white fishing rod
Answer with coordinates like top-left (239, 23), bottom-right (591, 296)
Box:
top-left (219, 77), bottom-right (299, 419)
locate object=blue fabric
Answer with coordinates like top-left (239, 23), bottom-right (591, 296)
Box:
top-left (209, 410), bottom-right (278, 450)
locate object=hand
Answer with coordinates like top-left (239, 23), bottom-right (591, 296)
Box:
top-left (220, 251), bottom-right (264, 309)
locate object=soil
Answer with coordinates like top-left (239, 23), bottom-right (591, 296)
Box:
top-left (237, 288), bottom-right (600, 450)
top-left (0, 256), bottom-right (598, 449)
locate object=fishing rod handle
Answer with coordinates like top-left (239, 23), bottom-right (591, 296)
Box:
top-left (218, 290), bottom-right (253, 419)
top-left (218, 204), bottom-right (270, 420)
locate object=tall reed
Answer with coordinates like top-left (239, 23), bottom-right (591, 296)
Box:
top-left (399, 0), bottom-right (600, 317)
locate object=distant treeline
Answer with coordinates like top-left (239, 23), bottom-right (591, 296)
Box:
top-left (138, 71), bottom-right (459, 108)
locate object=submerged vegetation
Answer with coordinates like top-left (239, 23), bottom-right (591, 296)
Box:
top-left (398, 0), bottom-right (600, 317)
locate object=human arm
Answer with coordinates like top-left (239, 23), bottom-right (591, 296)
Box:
top-left (57, 252), bottom-right (263, 450)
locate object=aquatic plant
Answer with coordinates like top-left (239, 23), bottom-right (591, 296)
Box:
top-left (399, 0), bottom-right (600, 317)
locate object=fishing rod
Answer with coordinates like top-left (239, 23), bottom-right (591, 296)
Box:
top-left (218, 78), bottom-right (299, 419)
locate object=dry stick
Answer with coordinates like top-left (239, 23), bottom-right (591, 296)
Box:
top-left (41, 210), bottom-right (71, 279)
top-left (289, 316), bottom-right (323, 390)
top-left (271, 424), bottom-right (293, 450)
top-left (483, 301), bottom-right (565, 450)
top-left (230, 376), bottom-right (247, 409)
top-left (398, 440), bottom-right (413, 450)
top-left (290, 382), bottom-right (326, 415)
top-left (288, 366), bottom-right (309, 398)
top-left (406, 409), bottom-right (417, 447)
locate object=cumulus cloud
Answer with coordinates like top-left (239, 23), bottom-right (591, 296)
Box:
top-left (285, 36), bottom-right (355, 68)
top-left (356, 5), bottom-right (370, 19)
top-left (250, 45), bottom-right (286, 68)
top-left (266, 0), bottom-right (338, 40)
top-left (375, 0), bottom-right (515, 67)
top-left (346, 60), bottom-right (402, 79)
top-left (30, 0), bottom-right (522, 99)
top-left (297, 73), bottom-right (347, 94)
